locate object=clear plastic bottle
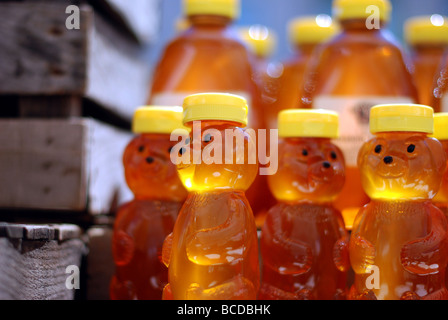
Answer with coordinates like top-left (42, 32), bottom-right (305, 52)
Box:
top-left (300, 0), bottom-right (418, 229)
top-left (266, 15), bottom-right (339, 130)
top-left (404, 15), bottom-right (448, 108)
top-left (162, 93), bottom-right (260, 300)
top-left (110, 107), bottom-right (188, 300)
top-left (350, 104), bottom-right (448, 300)
top-left (260, 110), bottom-right (349, 300)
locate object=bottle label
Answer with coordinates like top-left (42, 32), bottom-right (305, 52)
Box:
top-left (442, 95), bottom-right (448, 112)
top-left (313, 95), bottom-right (415, 166)
top-left (150, 91), bottom-right (254, 126)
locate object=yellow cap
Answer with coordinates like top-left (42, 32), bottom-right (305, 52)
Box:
top-left (239, 25), bottom-right (277, 58)
top-left (370, 104), bottom-right (434, 134)
top-left (289, 15), bottom-right (340, 45)
top-left (278, 109), bottom-right (339, 138)
top-left (133, 106), bottom-right (187, 134)
top-left (433, 113), bottom-right (448, 140)
top-left (183, 93), bottom-right (248, 126)
top-left (404, 15), bottom-right (448, 45)
top-left (333, 0), bottom-right (392, 22)
top-left (183, 0), bottom-right (240, 20)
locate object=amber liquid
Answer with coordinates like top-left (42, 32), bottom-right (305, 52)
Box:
top-left (300, 20), bottom-right (418, 220)
top-left (110, 134), bottom-right (187, 300)
top-left (409, 44), bottom-right (447, 109)
top-left (350, 200), bottom-right (448, 300)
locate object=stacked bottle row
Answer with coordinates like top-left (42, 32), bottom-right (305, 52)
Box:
top-left (111, 93), bottom-right (448, 300)
top-left (109, 0), bottom-right (448, 300)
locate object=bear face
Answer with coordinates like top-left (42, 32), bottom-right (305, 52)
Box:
top-left (176, 121), bottom-right (259, 192)
top-left (268, 137), bottom-right (346, 203)
top-left (358, 132), bottom-right (447, 200)
top-left (123, 134), bottom-right (188, 201)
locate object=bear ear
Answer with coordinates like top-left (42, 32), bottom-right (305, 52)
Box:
top-left (425, 138), bottom-right (448, 175)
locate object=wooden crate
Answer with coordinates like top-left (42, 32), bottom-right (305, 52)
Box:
top-left (0, 118), bottom-right (133, 215)
top-left (0, 223), bottom-right (86, 300)
top-left (0, 1), bottom-right (153, 121)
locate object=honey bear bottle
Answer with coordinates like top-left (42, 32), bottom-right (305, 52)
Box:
top-left (162, 93), bottom-right (260, 300)
top-left (266, 15), bottom-right (339, 130)
top-left (433, 113), bottom-right (448, 217)
top-left (404, 15), bottom-right (448, 108)
top-left (259, 110), bottom-right (349, 300)
top-left (110, 107), bottom-right (188, 300)
top-left (350, 104), bottom-right (448, 300)
top-left (300, 0), bottom-right (418, 225)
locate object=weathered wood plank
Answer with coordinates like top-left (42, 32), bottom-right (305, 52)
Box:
top-left (0, 118), bottom-right (133, 214)
top-left (0, 223), bottom-right (85, 300)
top-left (0, 2), bottom-right (151, 121)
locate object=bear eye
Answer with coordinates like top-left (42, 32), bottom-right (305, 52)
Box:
top-left (407, 144), bottom-right (416, 153)
top-left (374, 145), bottom-right (382, 154)
top-left (203, 134), bottom-right (213, 143)
top-left (138, 146), bottom-right (145, 153)
top-left (330, 151), bottom-right (337, 160)
top-left (302, 149), bottom-right (309, 157)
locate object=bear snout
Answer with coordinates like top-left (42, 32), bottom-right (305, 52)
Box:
top-left (383, 156), bottom-right (393, 165)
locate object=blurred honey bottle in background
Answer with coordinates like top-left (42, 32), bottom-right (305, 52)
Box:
top-left (404, 15), bottom-right (448, 109)
top-left (300, 0), bottom-right (418, 229)
top-left (239, 24), bottom-right (281, 121)
top-left (148, 0), bottom-right (270, 219)
top-left (433, 53), bottom-right (448, 112)
top-left (110, 107), bottom-right (188, 300)
top-left (148, 0), bottom-right (263, 131)
top-left (266, 15), bottom-right (339, 130)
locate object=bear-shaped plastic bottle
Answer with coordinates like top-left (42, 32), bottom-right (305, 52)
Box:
top-left (350, 104), bottom-right (448, 300)
top-left (433, 113), bottom-right (448, 217)
top-left (259, 109), bottom-right (349, 300)
top-left (110, 107), bottom-right (188, 300)
top-left (162, 93), bottom-right (260, 300)
top-left (404, 15), bottom-right (448, 108)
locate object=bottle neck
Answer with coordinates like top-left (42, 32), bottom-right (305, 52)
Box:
top-left (293, 43), bottom-right (318, 56)
top-left (410, 44), bottom-right (447, 56)
top-left (188, 14), bottom-right (233, 28)
top-left (339, 18), bottom-right (387, 32)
